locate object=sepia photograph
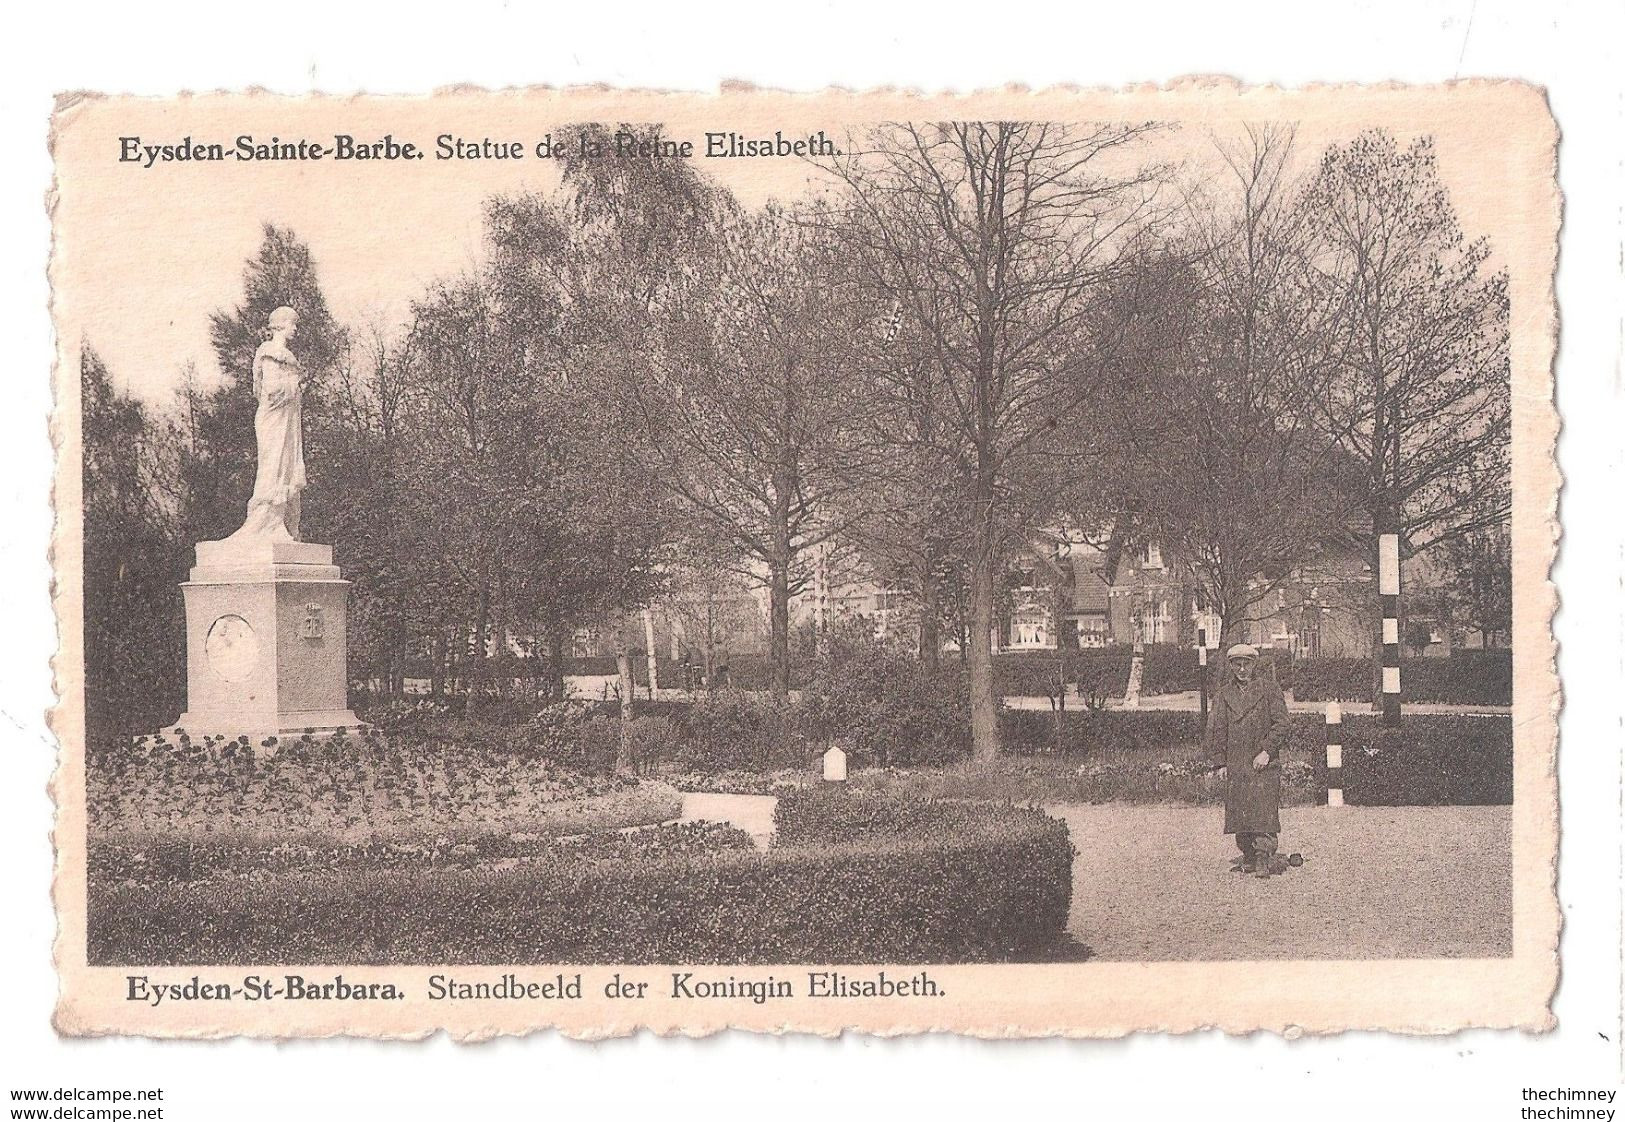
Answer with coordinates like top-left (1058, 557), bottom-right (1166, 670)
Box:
top-left (47, 82), bottom-right (1558, 1038)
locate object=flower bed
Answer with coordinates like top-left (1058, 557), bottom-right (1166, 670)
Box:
top-left (89, 728), bottom-right (681, 845)
top-left (89, 791), bottom-right (1074, 965)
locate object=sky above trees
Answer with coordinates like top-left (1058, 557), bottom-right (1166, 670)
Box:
top-left (57, 101), bottom-right (1520, 407)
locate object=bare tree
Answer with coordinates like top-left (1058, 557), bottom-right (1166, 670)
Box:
top-left (830, 295), bottom-right (972, 673)
top-left (640, 202), bottom-right (870, 696)
top-left (1300, 129), bottom-right (1511, 678)
top-left (1111, 126), bottom-right (1362, 647)
top-left (823, 122), bottom-right (1165, 759)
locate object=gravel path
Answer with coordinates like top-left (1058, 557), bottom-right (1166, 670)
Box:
top-left (679, 792), bottom-right (778, 848)
top-left (1051, 804), bottom-right (1513, 960)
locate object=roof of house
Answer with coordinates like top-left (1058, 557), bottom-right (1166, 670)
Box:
top-left (1067, 548), bottom-right (1111, 613)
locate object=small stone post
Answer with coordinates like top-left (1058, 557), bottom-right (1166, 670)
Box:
top-left (822, 744), bottom-right (848, 783)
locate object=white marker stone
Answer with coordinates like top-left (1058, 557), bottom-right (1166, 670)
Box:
top-left (822, 745), bottom-right (848, 782)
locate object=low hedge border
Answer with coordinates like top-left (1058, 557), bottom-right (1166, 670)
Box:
top-left (1289, 652), bottom-right (1512, 706)
top-left (89, 793), bottom-right (1074, 965)
top-left (1001, 710), bottom-right (1512, 806)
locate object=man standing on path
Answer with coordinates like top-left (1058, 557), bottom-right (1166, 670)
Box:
top-left (1205, 644), bottom-right (1291, 878)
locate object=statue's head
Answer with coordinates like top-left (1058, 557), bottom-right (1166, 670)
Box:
top-left (268, 306), bottom-right (299, 338)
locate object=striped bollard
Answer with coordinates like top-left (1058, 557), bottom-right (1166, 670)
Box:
top-left (1379, 532), bottom-right (1401, 726)
top-left (1325, 701), bottom-right (1343, 806)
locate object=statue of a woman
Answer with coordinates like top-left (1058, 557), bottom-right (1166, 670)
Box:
top-left (231, 305), bottom-right (307, 541)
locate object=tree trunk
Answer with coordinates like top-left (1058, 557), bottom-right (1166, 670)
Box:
top-left (768, 445), bottom-right (795, 697)
top-left (968, 521), bottom-right (1000, 762)
top-left (489, 573), bottom-right (511, 701)
top-left (702, 592), bottom-right (716, 692)
top-left (918, 561), bottom-right (941, 673)
top-left (768, 556), bottom-right (791, 696)
top-left (546, 621), bottom-right (566, 702)
top-left (430, 636), bottom-right (445, 698)
top-left (614, 627), bottom-right (636, 775)
top-left (642, 609), bottom-right (660, 698)
top-left (466, 580), bottom-right (490, 720)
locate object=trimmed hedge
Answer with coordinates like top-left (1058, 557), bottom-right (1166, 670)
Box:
top-left (994, 649), bottom-right (1133, 700)
top-left (89, 791), bottom-right (1075, 965)
top-left (1290, 652), bottom-right (1511, 706)
top-left (1285, 657), bottom-right (1366, 700)
top-left (1138, 645), bottom-right (1206, 696)
top-left (1001, 709), bottom-right (1511, 806)
top-left (1330, 716), bottom-right (1513, 806)
top-left (1001, 708), bottom-right (1204, 756)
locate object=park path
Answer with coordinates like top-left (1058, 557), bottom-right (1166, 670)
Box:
top-left (665, 796), bottom-right (1512, 962)
top-left (678, 792), bottom-right (777, 848)
top-left (1051, 803), bottom-right (1512, 960)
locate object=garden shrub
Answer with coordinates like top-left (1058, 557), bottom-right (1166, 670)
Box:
top-left (519, 701), bottom-right (593, 768)
top-left (802, 639), bottom-right (970, 767)
top-left (676, 688), bottom-right (812, 772)
top-left (558, 714), bottom-right (682, 774)
top-left (589, 698), bottom-right (697, 724)
top-left (544, 820), bottom-right (754, 858)
top-left (89, 791), bottom-right (1074, 965)
top-left (88, 790), bottom-right (698, 884)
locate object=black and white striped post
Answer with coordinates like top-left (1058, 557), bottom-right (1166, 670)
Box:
top-left (1325, 701), bottom-right (1344, 807)
top-left (1379, 529), bottom-right (1402, 727)
top-left (1196, 627), bottom-right (1209, 727)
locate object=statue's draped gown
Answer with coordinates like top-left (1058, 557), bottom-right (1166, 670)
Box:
top-left (238, 342), bottom-right (305, 539)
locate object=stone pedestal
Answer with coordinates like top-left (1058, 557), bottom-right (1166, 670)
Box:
top-left (165, 537), bottom-right (362, 742)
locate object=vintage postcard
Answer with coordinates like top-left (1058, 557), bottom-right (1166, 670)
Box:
top-left (48, 82), bottom-right (1559, 1039)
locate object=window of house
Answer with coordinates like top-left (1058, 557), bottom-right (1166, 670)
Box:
top-left (1077, 616), bottom-right (1107, 648)
top-left (1140, 543), bottom-right (1163, 569)
top-left (1012, 609), bottom-right (1049, 648)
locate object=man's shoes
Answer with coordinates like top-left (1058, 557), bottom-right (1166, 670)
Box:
top-left (1254, 856), bottom-right (1273, 878)
top-left (1231, 861), bottom-right (1255, 874)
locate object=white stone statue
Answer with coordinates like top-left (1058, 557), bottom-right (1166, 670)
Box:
top-left (230, 306), bottom-right (307, 542)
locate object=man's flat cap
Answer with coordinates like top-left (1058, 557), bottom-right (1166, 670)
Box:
top-left (1226, 643), bottom-right (1259, 659)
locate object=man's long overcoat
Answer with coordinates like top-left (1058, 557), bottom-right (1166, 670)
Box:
top-left (1204, 673), bottom-right (1291, 834)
